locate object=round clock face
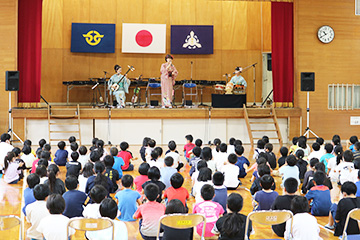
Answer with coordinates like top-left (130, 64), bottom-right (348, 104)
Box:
top-left (318, 25), bottom-right (335, 43)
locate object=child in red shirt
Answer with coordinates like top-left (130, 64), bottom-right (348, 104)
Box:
top-left (117, 141), bottom-right (134, 171)
top-left (163, 173), bottom-right (189, 209)
top-left (134, 162), bottom-right (150, 193)
top-left (183, 134), bottom-right (195, 162)
top-left (133, 183), bottom-right (165, 239)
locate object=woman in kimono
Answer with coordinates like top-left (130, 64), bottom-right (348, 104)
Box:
top-left (160, 54), bottom-right (178, 108)
top-left (108, 65), bottom-right (130, 108)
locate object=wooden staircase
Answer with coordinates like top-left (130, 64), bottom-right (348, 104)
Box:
top-left (243, 104), bottom-right (283, 148)
top-left (48, 105), bottom-right (81, 145)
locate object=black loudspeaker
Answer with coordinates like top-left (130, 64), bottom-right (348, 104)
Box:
top-left (300, 72), bottom-right (315, 91)
top-left (5, 71), bottom-right (19, 91)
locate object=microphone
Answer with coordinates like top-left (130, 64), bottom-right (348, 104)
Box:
top-left (104, 71), bottom-right (108, 74)
top-left (191, 61), bottom-right (193, 64)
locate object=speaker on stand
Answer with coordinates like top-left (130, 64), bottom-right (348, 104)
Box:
top-left (301, 72), bottom-right (318, 139)
top-left (5, 71), bottom-right (23, 144)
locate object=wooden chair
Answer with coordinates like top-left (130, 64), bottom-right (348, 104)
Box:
top-left (156, 213), bottom-right (206, 240)
top-left (67, 217), bottom-right (114, 240)
top-left (0, 215), bottom-right (22, 240)
top-left (244, 210), bottom-right (293, 240)
top-left (342, 208), bottom-right (360, 240)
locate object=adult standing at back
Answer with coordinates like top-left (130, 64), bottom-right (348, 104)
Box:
top-left (0, 133), bottom-right (14, 173)
top-left (160, 54), bottom-right (178, 108)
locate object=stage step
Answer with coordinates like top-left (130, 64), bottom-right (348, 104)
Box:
top-left (249, 122), bottom-right (275, 124)
top-left (48, 104), bottom-right (81, 145)
top-left (49, 131), bottom-right (80, 133)
top-left (243, 104), bottom-right (283, 148)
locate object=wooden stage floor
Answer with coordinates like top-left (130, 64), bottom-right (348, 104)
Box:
top-left (1, 144), bottom-right (338, 240)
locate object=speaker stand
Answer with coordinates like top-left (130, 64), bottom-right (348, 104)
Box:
top-left (8, 91), bottom-right (23, 144)
top-left (303, 91), bottom-right (318, 139)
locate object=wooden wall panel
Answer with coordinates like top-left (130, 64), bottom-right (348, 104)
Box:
top-left (42, 0), bottom-right (63, 49)
top-left (0, 0), bottom-right (17, 133)
top-left (294, 0), bottom-right (360, 140)
top-left (221, 2), bottom-right (248, 50)
top-left (261, 2), bottom-right (271, 52)
top-left (42, 0), bottom-right (271, 103)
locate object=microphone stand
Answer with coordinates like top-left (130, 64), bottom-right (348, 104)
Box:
top-left (241, 62), bottom-right (257, 106)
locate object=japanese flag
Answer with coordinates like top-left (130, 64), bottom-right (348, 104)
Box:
top-left (122, 23), bottom-right (166, 53)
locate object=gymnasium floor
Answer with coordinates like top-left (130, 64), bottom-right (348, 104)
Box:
top-left (1, 144), bottom-right (339, 239)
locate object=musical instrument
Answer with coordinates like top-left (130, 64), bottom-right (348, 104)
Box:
top-left (225, 82), bottom-right (234, 94)
top-left (110, 65), bottom-right (135, 91)
top-left (131, 75), bottom-right (142, 106)
top-left (214, 84), bottom-right (225, 92)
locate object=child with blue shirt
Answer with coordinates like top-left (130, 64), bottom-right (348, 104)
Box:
top-left (212, 171), bottom-right (227, 213)
top-left (349, 135), bottom-right (358, 153)
top-left (189, 147), bottom-right (202, 176)
top-left (253, 174), bottom-right (278, 210)
top-left (320, 143), bottom-right (334, 173)
top-left (23, 173), bottom-right (40, 215)
top-left (110, 147), bottom-right (124, 178)
top-left (234, 145), bottom-right (250, 178)
top-left (63, 176), bottom-right (89, 218)
top-left (160, 156), bottom-right (177, 189)
top-left (115, 175), bottom-right (141, 221)
top-left (54, 141), bottom-right (68, 166)
top-left (305, 171), bottom-right (332, 216)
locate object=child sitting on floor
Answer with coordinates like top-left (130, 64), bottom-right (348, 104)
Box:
top-left (284, 196), bottom-right (321, 240)
top-left (212, 171), bottom-right (227, 213)
top-left (133, 183), bottom-right (166, 239)
top-left (62, 175), bottom-right (89, 218)
top-left (212, 193), bottom-right (252, 240)
top-left (193, 184), bottom-right (224, 238)
top-left (134, 162), bottom-right (150, 193)
top-left (82, 185), bottom-right (108, 218)
top-left (25, 184), bottom-right (50, 240)
top-left (253, 174), bottom-right (278, 211)
top-left (115, 175), bottom-right (141, 222)
top-left (163, 173), bottom-right (189, 209)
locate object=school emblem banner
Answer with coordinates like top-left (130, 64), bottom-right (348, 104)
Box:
top-left (71, 23), bottom-right (115, 53)
top-left (171, 25), bottom-right (213, 54)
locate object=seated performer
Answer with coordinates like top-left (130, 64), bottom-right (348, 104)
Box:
top-left (230, 67), bottom-right (247, 88)
top-left (160, 54), bottom-right (178, 108)
top-left (108, 65), bottom-right (130, 108)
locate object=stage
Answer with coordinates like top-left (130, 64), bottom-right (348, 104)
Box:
top-left (12, 106), bottom-right (301, 146)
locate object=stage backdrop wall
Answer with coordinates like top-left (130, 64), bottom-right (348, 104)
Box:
top-left (41, 0), bottom-right (271, 104)
top-left (294, 0), bottom-right (360, 140)
top-left (0, 0), bottom-right (17, 133)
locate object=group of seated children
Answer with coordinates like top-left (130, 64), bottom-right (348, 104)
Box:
top-left (5, 132), bottom-right (360, 239)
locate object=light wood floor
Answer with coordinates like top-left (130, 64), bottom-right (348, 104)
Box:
top-left (1, 144), bottom-right (339, 239)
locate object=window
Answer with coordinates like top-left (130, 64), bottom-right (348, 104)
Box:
top-left (328, 84), bottom-right (360, 110)
top-left (356, 0), bottom-right (360, 15)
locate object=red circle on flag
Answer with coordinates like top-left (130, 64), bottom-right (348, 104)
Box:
top-left (135, 30), bottom-right (153, 47)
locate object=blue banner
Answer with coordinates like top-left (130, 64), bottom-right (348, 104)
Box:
top-left (171, 25), bottom-right (213, 54)
top-left (71, 23), bottom-right (115, 53)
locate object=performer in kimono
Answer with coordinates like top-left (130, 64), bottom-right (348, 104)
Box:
top-left (230, 66), bottom-right (247, 88)
top-left (160, 54), bottom-right (178, 108)
top-left (108, 65), bottom-right (130, 108)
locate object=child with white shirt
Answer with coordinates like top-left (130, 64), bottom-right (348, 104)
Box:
top-left (214, 143), bottom-right (228, 172)
top-left (145, 139), bottom-right (156, 162)
top-left (165, 140), bottom-right (182, 171)
top-left (285, 196), bottom-right (321, 240)
top-left (336, 150), bottom-right (357, 184)
top-left (82, 185), bottom-right (108, 218)
top-left (26, 184), bottom-right (50, 240)
top-left (222, 153), bottom-right (241, 190)
top-left (37, 194), bottom-right (74, 240)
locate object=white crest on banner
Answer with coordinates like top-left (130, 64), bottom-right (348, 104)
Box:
top-left (182, 31), bottom-right (202, 49)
